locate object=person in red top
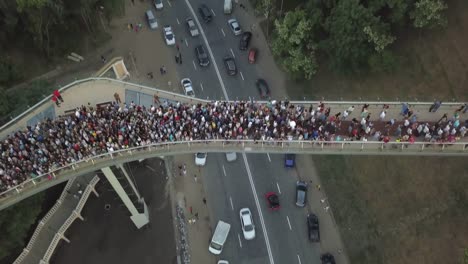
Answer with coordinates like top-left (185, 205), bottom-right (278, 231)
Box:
top-left (53, 90), bottom-right (64, 102)
top-left (51, 95), bottom-right (60, 107)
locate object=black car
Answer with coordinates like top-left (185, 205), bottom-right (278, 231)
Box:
top-left (195, 45), bottom-right (210, 67)
top-left (295, 181), bottom-right (307, 207)
top-left (255, 79), bottom-right (270, 99)
top-left (239, 31), bottom-right (252, 50)
top-left (307, 213), bottom-right (320, 242)
top-left (198, 4), bottom-right (212, 23)
top-left (320, 253), bottom-right (336, 264)
top-left (223, 56), bottom-right (237, 76)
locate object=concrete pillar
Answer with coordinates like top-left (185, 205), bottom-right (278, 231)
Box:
top-left (73, 210), bottom-right (84, 221)
top-left (118, 164), bottom-right (142, 201)
top-left (59, 232), bottom-right (70, 243)
top-left (101, 167), bottom-right (149, 229)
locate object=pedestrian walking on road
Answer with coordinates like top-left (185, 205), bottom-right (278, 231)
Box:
top-left (53, 89), bottom-right (64, 103)
top-left (429, 101), bottom-right (442, 112)
top-left (114, 92), bottom-right (121, 104)
top-left (175, 55), bottom-right (179, 64)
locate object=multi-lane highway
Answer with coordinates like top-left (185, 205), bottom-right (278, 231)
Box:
top-left (150, 1), bottom-right (322, 263)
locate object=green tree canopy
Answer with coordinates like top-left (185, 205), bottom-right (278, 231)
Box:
top-left (410, 0), bottom-right (448, 28)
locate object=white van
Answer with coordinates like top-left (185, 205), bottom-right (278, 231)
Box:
top-left (224, 0), bottom-right (232, 14)
top-left (146, 10), bottom-right (158, 29)
top-left (209, 221), bottom-right (231, 255)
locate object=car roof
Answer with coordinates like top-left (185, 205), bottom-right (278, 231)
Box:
top-left (240, 209), bottom-right (252, 225)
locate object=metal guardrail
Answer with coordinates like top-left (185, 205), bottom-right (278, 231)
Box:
top-left (1, 140), bottom-right (467, 211)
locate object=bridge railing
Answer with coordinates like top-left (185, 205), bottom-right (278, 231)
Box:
top-left (0, 139), bottom-right (467, 209)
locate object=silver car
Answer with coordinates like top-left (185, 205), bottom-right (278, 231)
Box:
top-left (295, 181), bottom-right (308, 207)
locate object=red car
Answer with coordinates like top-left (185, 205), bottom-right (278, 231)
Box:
top-left (265, 192), bottom-right (280, 211)
top-left (248, 48), bottom-right (257, 64)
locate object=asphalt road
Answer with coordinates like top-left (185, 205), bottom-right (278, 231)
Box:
top-left (152, 1), bottom-right (321, 263)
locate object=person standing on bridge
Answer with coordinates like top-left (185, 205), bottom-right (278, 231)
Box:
top-left (429, 100), bottom-right (442, 112)
top-left (53, 90), bottom-right (64, 103)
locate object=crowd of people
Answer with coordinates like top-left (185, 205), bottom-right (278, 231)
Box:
top-left (0, 99), bottom-right (467, 193)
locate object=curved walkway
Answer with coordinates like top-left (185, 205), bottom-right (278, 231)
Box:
top-left (0, 78), bottom-right (467, 211)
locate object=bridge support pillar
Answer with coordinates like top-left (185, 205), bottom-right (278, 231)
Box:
top-left (118, 164), bottom-right (142, 202)
top-left (101, 167), bottom-right (149, 229)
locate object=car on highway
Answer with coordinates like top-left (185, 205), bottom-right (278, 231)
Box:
top-left (195, 152), bottom-right (207, 166)
top-left (180, 78), bottom-right (195, 97)
top-left (195, 45), bottom-right (210, 67)
top-left (145, 10), bottom-right (158, 29)
top-left (186, 18), bottom-right (199, 37)
top-left (307, 213), bottom-right (320, 242)
top-left (248, 48), bottom-right (257, 63)
top-left (265, 192), bottom-right (280, 211)
top-left (255, 78), bottom-right (270, 99)
top-left (285, 154), bottom-right (295, 168)
top-left (239, 31), bottom-right (252, 50)
top-left (295, 181), bottom-right (308, 207)
top-left (239, 208), bottom-right (255, 240)
top-left (223, 56), bottom-right (237, 76)
top-left (154, 0), bottom-right (163, 10)
top-left (163, 25), bottom-right (175, 45)
top-left (225, 152), bottom-right (237, 162)
top-left (320, 253), bottom-right (336, 264)
top-left (198, 4), bottom-right (213, 23)
top-left (228, 19), bottom-right (242, 35)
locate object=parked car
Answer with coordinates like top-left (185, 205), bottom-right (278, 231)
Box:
top-left (239, 32), bottom-right (252, 50)
top-left (320, 253), bottom-right (336, 264)
top-left (284, 154), bottom-right (295, 168)
top-left (239, 208), bottom-right (255, 240)
top-left (265, 192), bottom-right (280, 211)
top-left (295, 181), bottom-right (308, 207)
top-left (226, 152), bottom-right (237, 162)
top-left (255, 79), bottom-right (270, 99)
top-left (307, 213), bottom-right (320, 242)
top-left (195, 45), bottom-right (210, 67)
top-left (186, 18), bottom-right (200, 37)
top-left (248, 48), bottom-right (257, 63)
top-left (163, 25), bottom-right (175, 45)
top-left (154, 0), bottom-right (163, 10)
top-left (195, 152), bottom-right (207, 166)
top-left (180, 78), bottom-right (195, 97)
top-left (223, 56), bottom-right (237, 76)
top-left (217, 261), bottom-right (229, 264)
top-left (228, 19), bottom-right (242, 35)
top-left (198, 4), bottom-right (213, 23)
top-left (145, 10), bottom-right (158, 29)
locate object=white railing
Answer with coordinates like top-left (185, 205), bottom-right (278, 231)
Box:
top-left (1, 139), bottom-right (467, 210)
top-left (13, 249), bottom-right (29, 264)
top-left (42, 234), bottom-right (62, 263)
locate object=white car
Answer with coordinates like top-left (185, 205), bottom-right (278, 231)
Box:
top-left (228, 19), bottom-right (242, 36)
top-left (239, 208), bottom-right (255, 240)
top-left (163, 25), bottom-right (175, 45)
top-left (217, 261), bottom-right (229, 264)
top-left (181, 78), bottom-right (195, 97)
top-left (195, 153), bottom-right (207, 166)
top-left (154, 0), bottom-right (163, 10)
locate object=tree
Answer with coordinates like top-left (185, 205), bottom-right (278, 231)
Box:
top-left (272, 9), bottom-right (319, 79)
top-left (255, 0), bottom-right (275, 37)
top-left (464, 248), bottom-right (468, 264)
top-left (410, 0), bottom-right (448, 29)
top-left (363, 25), bottom-right (396, 52)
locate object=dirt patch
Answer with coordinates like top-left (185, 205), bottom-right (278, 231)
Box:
top-left (314, 155), bottom-right (468, 264)
top-left (287, 0), bottom-right (468, 101)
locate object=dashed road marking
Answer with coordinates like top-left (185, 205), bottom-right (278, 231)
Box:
top-left (192, 60), bottom-right (197, 70)
top-left (267, 153), bottom-right (271, 162)
top-left (211, 9), bottom-right (216, 16)
top-left (240, 71), bottom-right (245, 80)
top-left (220, 28), bottom-right (226, 37)
top-left (222, 164), bottom-right (227, 176)
top-left (238, 233), bottom-right (243, 248)
top-left (230, 196), bottom-right (234, 210)
top-left (276, 182), bottom-right (281, 194)
top-left (176, 18), bottom-right (180, 24)
top-left (167, 0), bottom-right (172, 7)
top-left (286, 216), bottom-right (292, 230)
top-left (185, 39), bottom-right (189, 47)
top-left (200, 82), bottom-right (204, 91)
top-left (230, 48), bottom-right (235, 58)
top-left (297, 255), bottom-right (302, 264)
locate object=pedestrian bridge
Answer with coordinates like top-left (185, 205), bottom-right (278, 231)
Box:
top-left (0, 77), bottom-right (467, 211)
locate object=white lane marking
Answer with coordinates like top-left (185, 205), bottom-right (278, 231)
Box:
top-left (297, 255), bottom-right (302, 264)
top-left (220, 28), bottom-right (226, 37)
top-left (192, 60), bottom-right (197, 70)
top-left (240, 71), bottom-right (245, 81)
top-left (200, 82), bottom-right (204, 91)
top-left (222, 164), bottom-right (227, 177)
top-left (167, 0), bottom-right (172, 7)
top-left (276, 182), bottom-right (281, 194)
top-left (286, 216), bottom-right (292, 230)
top-left (211, 9), bottom-right (216, 16)
top-left (185, 0), bottom-right (229, 99)
top-left (230, 196), bottom-right (234, 210)
top-left (243, 153), bottom-right (275, 264)
top-left (238, 233), bottom-right (243, 248)
top-left (176, 18), bottom-right (180, 24)
top-left (230, 48), bottom-right (235, 58)
top-left (267, 153), bottom-right (271, 162)
top-left (185, 39), bottom-right (189, 47)
top-left (145, 165), bottom-right (156, 172)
